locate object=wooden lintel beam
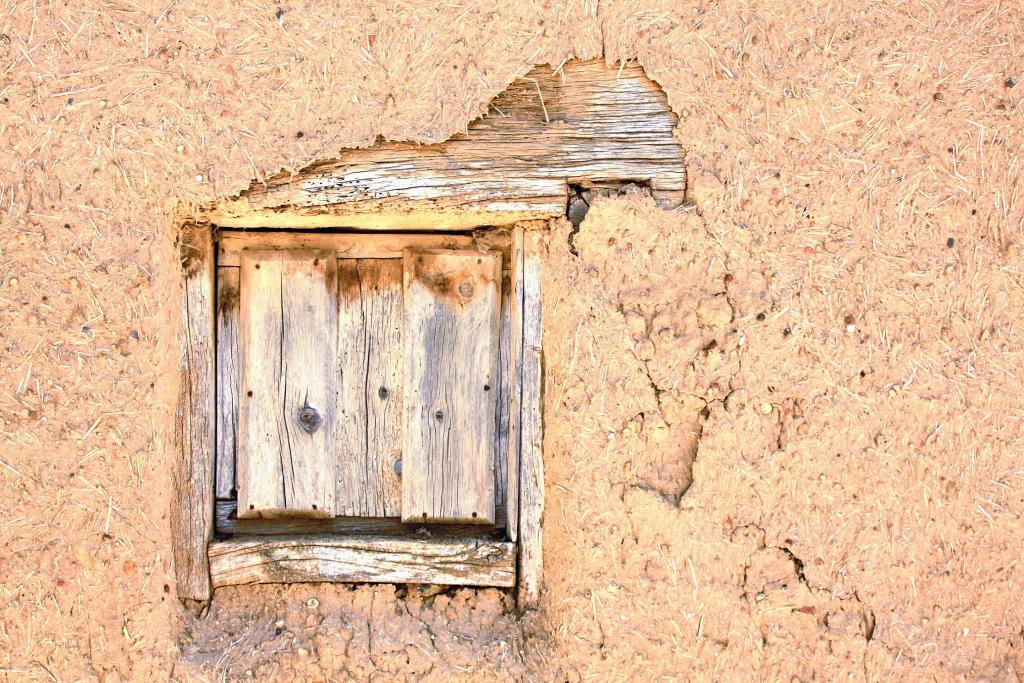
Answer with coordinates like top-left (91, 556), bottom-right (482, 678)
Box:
top-left (198, 61), bottom-right (685, 231)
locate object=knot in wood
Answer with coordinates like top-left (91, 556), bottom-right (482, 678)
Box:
top-left (458, 282), bottom-right (474, 298)
top-left (296, 406), bottom-right (323, 434)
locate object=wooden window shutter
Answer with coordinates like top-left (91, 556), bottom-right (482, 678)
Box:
top-left (237, 249), bottom-right (338, 518)
top-left (401, 249), bottom-right (501, 524)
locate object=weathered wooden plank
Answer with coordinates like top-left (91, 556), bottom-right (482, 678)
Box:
top-left (402, 249), bottom-right (501, 525)
top-left (215, 267), bottom-right (240, 499)
top-left (237, 249), bottom-right (338, 518)
top-left (198, 61), bottom-right (685, 230)
top-left (517, 229), bottom-right (545, 609)
top-left (506, 228), bottom-right (525, 543)
top-left (336, 259), bottom-right (403, 517)
top-left (171, 226), bottom-right (216, 607)
top-left (209, 535), bottom-right (516, 588)
top-left (217, 231), bottom-right (511, 267)
top-left (496, 268), bottom-right (514, 538)
top-left (214, 500), bottom-right (504, 537)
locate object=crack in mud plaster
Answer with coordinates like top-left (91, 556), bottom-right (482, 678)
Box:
top-left (738, 523), bottom-right (878, 662)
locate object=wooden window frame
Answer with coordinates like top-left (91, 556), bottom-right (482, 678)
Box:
top-left (170, 58), bottom-right (686, 612)
top-left (172, 224), bottom-right (545, 610)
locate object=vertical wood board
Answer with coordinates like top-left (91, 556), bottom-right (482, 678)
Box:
top-left (171, 226), bottom-right (216, 605)
top-left (493, 273), bottom-right (512, 524)
top-left (237, 249), bottom-right (338, 518)
top-left (401, 249), bottom-right (501, 524)
top-left (506, 228), bottom-right (525, 542)
top-left (336, 259), bottom-right (404, 517)
top-left (517, 230), bottom-right (545, 609)
top-left (215, 267), bottom-right (240, 499)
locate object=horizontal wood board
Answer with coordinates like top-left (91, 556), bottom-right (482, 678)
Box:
top-left (217, 231), bottom-right (511, 267)
top-left (209, 535), bottom-right (516, 587)
top-left (215, 500), bottom-right (504, 537)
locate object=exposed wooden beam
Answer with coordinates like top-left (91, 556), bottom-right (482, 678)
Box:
top-left (197, 60), bottom-right (685, 231)
top-left (209, 535), bottom-right (516, 588)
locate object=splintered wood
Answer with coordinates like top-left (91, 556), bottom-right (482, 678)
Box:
top-left (237, 249), bottom-right (338, 518)
top-left (401, 249), bottom-right (501, 525)
top-left (197, 61), bottom-right (685, 230)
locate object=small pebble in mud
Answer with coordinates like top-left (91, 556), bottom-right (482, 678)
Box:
top-left (946, 237), bottom-right (956, 248)
top-left (843, 314), bottom-right (855, 325)
top-left (1006, 77), bottom-right (1017, 89)
top-left (305, 597), bottom-right (319, 609)
top-left (295, 131), bottom-right (304, 138)
top-left (782, 327), bottom-right (792, 336)
top-left (756, 312), bottom-right (766, 321)
top-left (759, 402), bottom-right (773, 415)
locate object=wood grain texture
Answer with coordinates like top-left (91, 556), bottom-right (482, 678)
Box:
top-left (237, 249), bottom-right (338, 518)
top-left (214, 232), bottom-right (514, 527)
top-left (171, 226), bottom-right (216, 604)
top-left (215, 500), bottom-right (504, 537)
top-left (209, 535), bottom-right (516, 588)
top-left (402, 249), bottom-right (501, 525)
top-left (215, 267), bottom-right (240, 499)
top-left (517, 230), bottom-right (545, 609)
top-left (505, 227), bottom-right (526, 543)
top-left (493, 271), bottom-right (512, 526)
top-left (217, 231), bottom-right (511, 267)
top-left (336, 259), bottom-right (403, 517)
top-left (199, 61), bottom-right (685, 230)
